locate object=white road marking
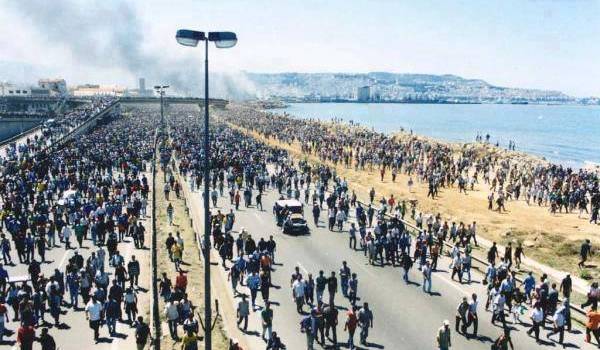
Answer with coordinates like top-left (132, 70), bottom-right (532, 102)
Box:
top-left (57, 249), bottom-right (70, 269)
top-left (296, 261), bottom-right (309, 274)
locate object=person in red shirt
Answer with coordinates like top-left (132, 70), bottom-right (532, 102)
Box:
top-left (175, 271), bottom-right (188, 293)
top-left (17, 324), bottom-right (35, 350)
top-left (0, 301), bottom-right (8, 341)
top-left (344, 306), bottom-right (358, 350)
top-left (586, 306), bottom-right (600, 344)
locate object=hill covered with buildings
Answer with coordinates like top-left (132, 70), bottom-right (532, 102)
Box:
top-left (246, 72), bottom-right (598, 104)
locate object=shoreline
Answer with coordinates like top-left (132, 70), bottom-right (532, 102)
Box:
top-left (269, 104), bottom-right (599, 171)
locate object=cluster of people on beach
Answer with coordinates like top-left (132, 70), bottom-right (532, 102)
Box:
top-left (0, 102), bottom-right (155, 349)
top-left (218, 105), bottom-right (599, 225)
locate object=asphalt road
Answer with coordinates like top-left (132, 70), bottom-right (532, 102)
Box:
top-left (185, 174), bottom-right (595, 350)
top-left (1, 172), bottom-right (153, 350)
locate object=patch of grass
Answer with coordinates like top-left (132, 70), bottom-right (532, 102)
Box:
top-left (581, 269), bottom-right (593, 280)
top-left (556, 241), bottom-right (580, 257)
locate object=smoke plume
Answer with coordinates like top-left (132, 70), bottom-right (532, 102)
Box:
top-left (7, 0), bottom-right (256, 99)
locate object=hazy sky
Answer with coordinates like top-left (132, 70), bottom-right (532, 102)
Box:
top-left (1, 0), bottom-right (599, 96)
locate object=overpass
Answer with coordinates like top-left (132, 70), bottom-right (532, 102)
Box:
top-left (0, 95), bottom-right (91, 116)
top-left (119, 96), bottom-right (229, 108)
top-left (48, 100), bottom-right (121, 150)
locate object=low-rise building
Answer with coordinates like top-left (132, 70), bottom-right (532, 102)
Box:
top-left (38, 78), bottom-right (68, 96)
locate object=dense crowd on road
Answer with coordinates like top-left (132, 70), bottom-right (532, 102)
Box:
top-left (0, 102), bottom-right (154, 350)
top-left (219, 105), bottom-right (600, 224)
top-left (158, 105), bottom-right (597, 350)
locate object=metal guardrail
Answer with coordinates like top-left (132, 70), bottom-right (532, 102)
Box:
top-left (0, 125), bottom-right (42, 148)
top-left (46, 100), bottom-right (119, 151)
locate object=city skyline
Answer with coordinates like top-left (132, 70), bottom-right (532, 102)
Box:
top-left (1, 0), bottom-right (599, 97)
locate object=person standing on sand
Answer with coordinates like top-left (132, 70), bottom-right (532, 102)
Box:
top-left (579, 239), bottom-right (593, 268)
top-left (514, 243), bottom-right (524, 270)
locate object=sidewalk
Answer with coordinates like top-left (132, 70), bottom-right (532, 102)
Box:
top-left (154, 163), bottom-right (230, 350)
top-left (173, 159), bottom-right (267, 350)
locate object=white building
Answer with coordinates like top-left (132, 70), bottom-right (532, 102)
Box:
top-left (0, 82), bottom-right (31, 96)
top-left (71, 84), bottom-right (126, 97)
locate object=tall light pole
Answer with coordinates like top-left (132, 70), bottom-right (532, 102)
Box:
top-left (153, 85), bottom-right (170, 126)
top-left (175, 29), bottom-right (237, 350)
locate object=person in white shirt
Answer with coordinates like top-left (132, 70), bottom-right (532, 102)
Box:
top-left (547, 305), bottom-right (566, 345)
top-left (527, 303), bottom-right (544, 343)
top-left (85, 297), bottom-right (104, 341)
top-left (61, 225), bottom-right (72, 249)
top-left (467, 293), bottom-right (478, 337)
top-left (292, 276), bottom-right (306, 314)
top-left (491, 292), bottom-right (506, 327)
top-left (164, 299), bottom-right (179, 339)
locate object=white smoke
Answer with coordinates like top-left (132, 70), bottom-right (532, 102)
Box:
top-left (6, 0), bottom-right (257, 100)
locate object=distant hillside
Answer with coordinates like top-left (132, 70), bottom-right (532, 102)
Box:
top-left (245, 72), bottom-right (594, 104)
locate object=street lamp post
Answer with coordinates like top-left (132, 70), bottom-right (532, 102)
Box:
top-left (153, 85), bottom-right (170, 126)
top-left (175, 29), bottom-right (237, 350)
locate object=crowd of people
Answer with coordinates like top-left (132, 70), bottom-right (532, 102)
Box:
top-left (218, 105), bottom-right (599, 224)
top-left (5, 100), bottom-right (589, 350)
top-left (1, 97), bottom-right (117, 162)
top-left (0, 102), bottom-right (154, 350)
top-left (150, 105), bottom-right (588, 350)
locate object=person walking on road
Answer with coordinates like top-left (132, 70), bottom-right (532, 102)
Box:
top-left (323, 302), bottom-right (338, 345)
top-left (135, 316), bottom-right (152, 350)
top-left (181, 328), bottom-right (201, 350)
top-left (437, 320), bottom-right (452, 350)
top-left (167, 203), bottom-right (174, 226)
top-left (247, 272), bottom-right (261, 311)
top-left (467, 293), bottom-right (478, 337)
top-left (422, 261), bottom-right (432, 294)
top-left (17, 323), bottom-right (35, 350)
top-left (164, 298), bottom-right (180, 340)
top-left (37, 327), bottom-right (56, 350)
top-left (315, 271), bottom-right (327, 306)
top-left (300, 309), bottom-right (317, 350)
top-left (261, 301), bottom-right (274, 342)
top-left (358, 302), bottom-right (373, 346)
top-left (344, 306), bottom-right (358, 350)
top-left (492, 329), bottom-right (514, 350)
top-left (85, 296), bottom-right (104, 342)
top-left (237, 294), bottom-right (250, 331)
top-left (327, 272), bottom-right (338, 306)
top-left (526, 302), bottom-right (544, 343)
top-left (348, 273), bottom-right (358, 306)
top-left (585, 305), bottom-right (600, 345)
top-left (292, 275), bottom-right (306, 314)
top-left (266, 331), bottom-right (285, 350)
top-left (455, 297), bottom-right (469, 335)
top-left (547, 302), bottom-right (566, 345)
top-left (339, 261), bottom-right (351, 297)
top-left (402, 252), bottom-right (413, 283)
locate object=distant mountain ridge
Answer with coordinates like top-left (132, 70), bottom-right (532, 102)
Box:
top-left (245, 72), bottom-right (597, 104)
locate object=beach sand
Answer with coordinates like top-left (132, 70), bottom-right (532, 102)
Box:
top-left (221, 108), bottom-right (600, 281)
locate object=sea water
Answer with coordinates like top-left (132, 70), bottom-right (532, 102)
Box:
top-left (271, 103), bottom-right (600, 168)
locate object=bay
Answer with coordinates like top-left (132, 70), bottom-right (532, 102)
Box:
top-left (272, 103), bottom-right (600, 168)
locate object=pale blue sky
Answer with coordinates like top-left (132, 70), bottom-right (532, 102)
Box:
top-left (1, 0), bottom-right (598, 96)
